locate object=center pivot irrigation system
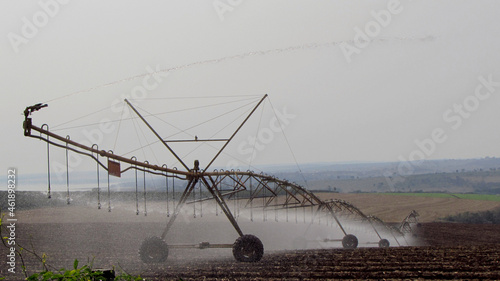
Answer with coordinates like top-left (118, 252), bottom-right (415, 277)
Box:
top-left (23, 95), bottom-right (419, 263)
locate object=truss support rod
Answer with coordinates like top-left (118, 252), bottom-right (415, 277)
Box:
top-left (324, 204), bottom-right (348, 236)
top-left (202, 176), bottom-right (244, 237)
top-left (186, 188), bottom-right (245, 204)
top-left (65, 137), bottom-right (70, 205)
top-left (161, 178), bottom-right (198, 240)
top-left (391, 230), bottom-right (401, 247)
top-left (124, 99), bottom-right (190, 171)
top-left (43, 124), bottom-right (51, 199)
top-left (165, 138), bottom-right (229, 143)
top-left (368, 220), bottom-right (383, 240)
top-left (134, 162), bottom-right (139, 215)
top-left (204, 94), bottom-right (268, 171)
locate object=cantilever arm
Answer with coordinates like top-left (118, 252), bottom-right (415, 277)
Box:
top-left (25, 123), bottom-right (192, 177)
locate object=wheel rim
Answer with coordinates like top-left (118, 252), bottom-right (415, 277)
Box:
top-left (140, 237), bottom-right (168, 263)
top-left (233, 234), bottom-right (264, 262)
top-left (379, 239), bottom-right (390, 248)
top-left (345, 238), bottom-right (355, 247)
top-left (146, 246), bottom-right (165, 260)
top-left (342, 234), bottom-right (358, 249)
top-left (241, 246), bottom-right (257, 259)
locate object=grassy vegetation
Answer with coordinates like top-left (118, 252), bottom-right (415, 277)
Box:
top-left (382, 192), bottom-right (500, 202)
top-left (383, 193), bottom-right (455, 198)
top-left (454, 194), bottom-right (500, 201)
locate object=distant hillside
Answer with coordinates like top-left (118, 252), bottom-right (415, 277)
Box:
top-left (273, 158), bottom-right (500, 194)
top-left (274, 157), bottom-right (500, 182)
top-left (303, 169), bottom-right (500, 194)
top-left (15, 157), bottom-right (500, 194)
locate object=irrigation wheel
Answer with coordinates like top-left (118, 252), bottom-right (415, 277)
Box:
top-left (378, 239), bottom-right (390, 248)
top-left (139, 237), bottom-right (169, 263)
top-left (233, 234), bottom-right (264, 262)
top-left (342, 234), bottom-right (358, 249)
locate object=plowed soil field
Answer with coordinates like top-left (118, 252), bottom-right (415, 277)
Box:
top-left (1, 205), bottom-right (500, 280)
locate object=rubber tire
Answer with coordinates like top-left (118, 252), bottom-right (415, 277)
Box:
top-left (342, 234), bottom-right (358, 249)
top-left (233, 234), bottom-right (264, 262)
top-left (139, 237), bottom-right (169, 263)
top-left (378, 239), bottom-right (390, 248)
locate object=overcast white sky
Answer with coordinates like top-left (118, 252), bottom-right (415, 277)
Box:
top-left (2, 0), bottom-right (500, 180)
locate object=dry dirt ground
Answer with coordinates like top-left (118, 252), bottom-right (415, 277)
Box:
top-left (316, 193), bottom-right (500, 222)
top-left (1, 196), bottom-right (499, 280)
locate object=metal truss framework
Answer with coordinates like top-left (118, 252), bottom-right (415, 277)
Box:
top-left (22, 97), bottom-right (416, 263)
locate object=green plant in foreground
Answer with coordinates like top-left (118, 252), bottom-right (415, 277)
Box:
top-left (27, 259), bottom-right (143, 281)
top-left (27, 259), bottom-right (100, 281)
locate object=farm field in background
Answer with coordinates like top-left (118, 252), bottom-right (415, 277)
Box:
top-left (316, 193), bottom-right (500, 222)
top-left (382, 192), bottom-right (500, 201)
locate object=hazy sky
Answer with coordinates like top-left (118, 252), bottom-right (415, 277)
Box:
top-left (2, 0), bottom-right (500, 179)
